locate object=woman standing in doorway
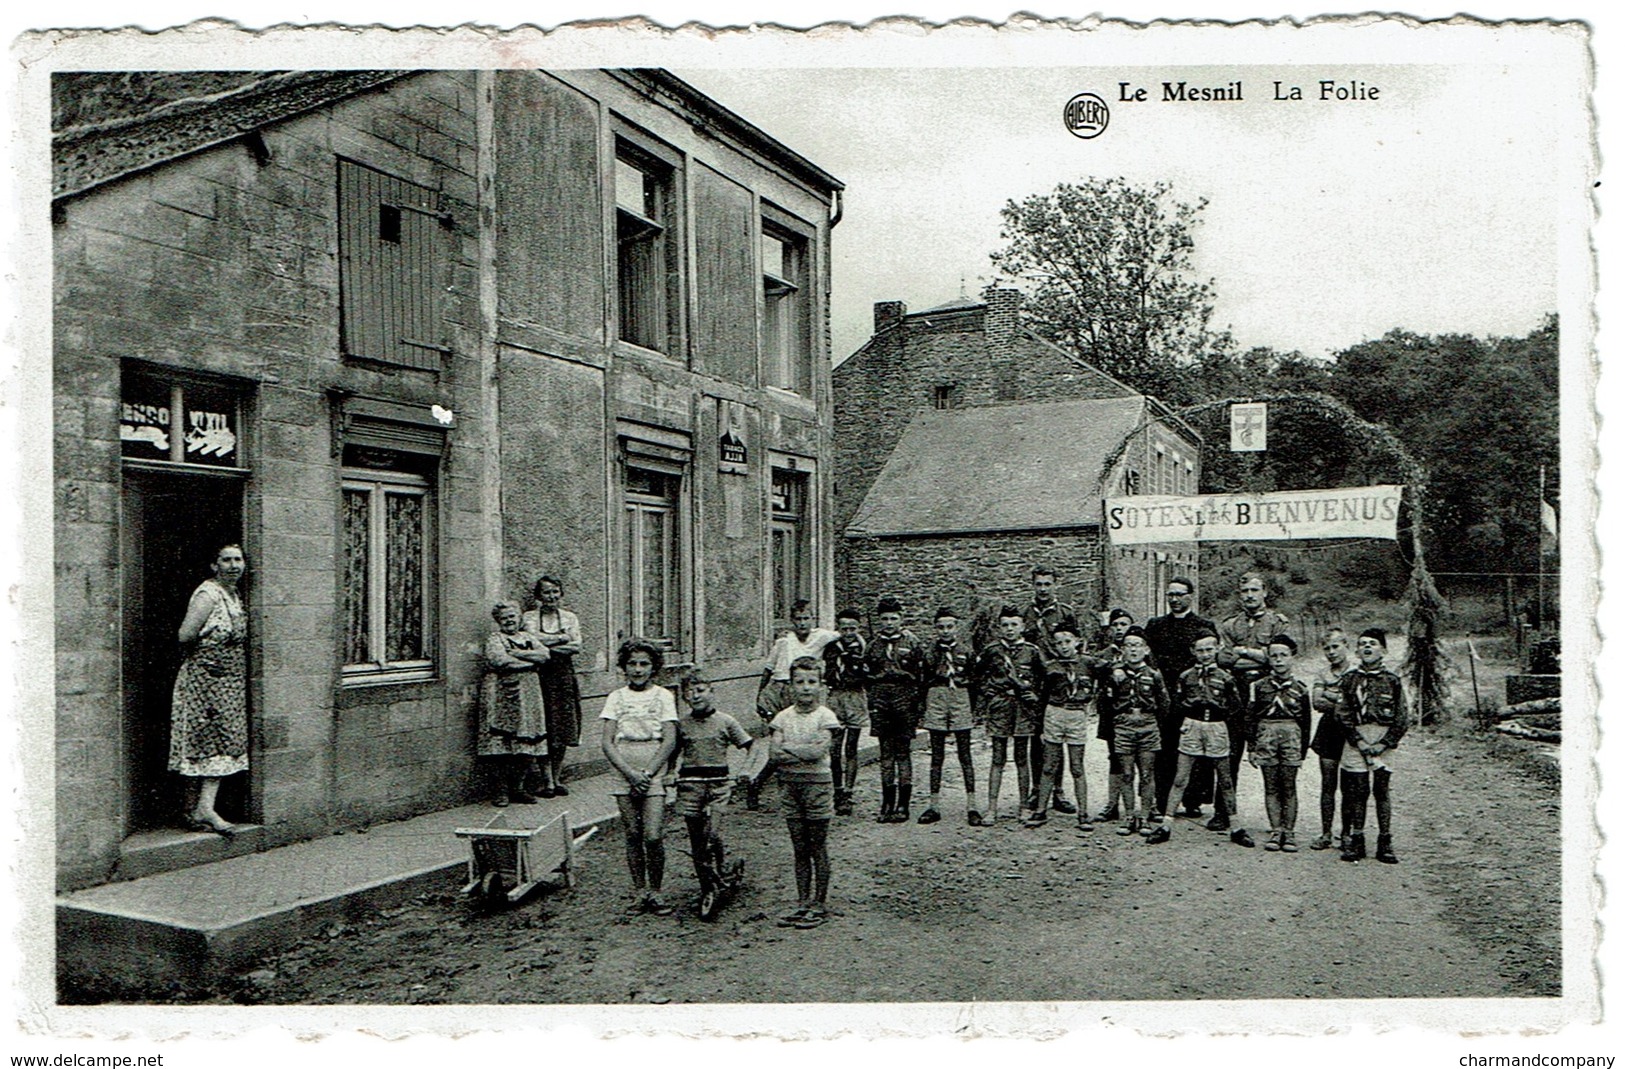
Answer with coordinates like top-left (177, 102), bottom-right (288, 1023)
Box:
top-left (524, 574), bottom-right (585, 796)
top-left (170, 544), bottom-right (249, 835)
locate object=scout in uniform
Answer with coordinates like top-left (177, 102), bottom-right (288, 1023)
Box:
top-left (1022, 566), bottom-right (1081, 816)
top-left (1244, 634), bottom-right (1315, 853)
top-left (1337, 628), bottom-right (1408, 864)
top-left (863, 595), bottom-right (928, 824)
top-left (973, 604), bottom-right (1046, 825)
top-left (918, 606), bottom-right (978, 826)
top-left (1147, 630), bottom-right (1251, 847)
top-left (823, 606), bottom-right (871, 816)
top-left (1101, 626), bottom-right (1168, 838)
top-left (1215, 573), bottom-right (1291, 820)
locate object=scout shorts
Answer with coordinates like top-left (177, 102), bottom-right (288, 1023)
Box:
top-left (1178, 718), bottom-right (1231, 759)
top-left (1339, 722), bottom-right (1398, 773)
top-left (1112, 717), bottom-right (1161, 757)
top-left (922, 687), bottom-right (974, 733)
top-left (1251, 720), bottom-right (1305, 767)
top-left (829, 687), bottom-right (870, 731)
top-left (1041, 706), bottom-right (1091, 745)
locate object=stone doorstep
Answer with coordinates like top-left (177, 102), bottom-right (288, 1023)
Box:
top-left (113, 824), bottom-right (270, 884)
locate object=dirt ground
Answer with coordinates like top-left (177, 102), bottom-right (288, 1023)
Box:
top-left (199, 702), bottom-right (1560, 1006)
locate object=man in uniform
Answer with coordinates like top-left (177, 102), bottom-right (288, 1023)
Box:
top-left (1215, 572), bottom-right (1291, 824)
top-left (1144, 576), bottom-right (1217, 818)
top-left (1022, 565), bottom-right (1081, 815)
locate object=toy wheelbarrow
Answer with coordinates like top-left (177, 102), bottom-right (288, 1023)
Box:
top-left (453, 809), bottom-right (598, 906)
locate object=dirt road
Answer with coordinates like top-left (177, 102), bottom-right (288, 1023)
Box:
top-left (211, 717), bottom-right (1559, 1005)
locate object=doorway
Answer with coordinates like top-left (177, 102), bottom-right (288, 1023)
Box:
top-left (120, 468), bottom-right (247, 833)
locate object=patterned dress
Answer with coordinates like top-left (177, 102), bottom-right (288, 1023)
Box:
top-left (479, 629), bottom-right (550, 757)
top-left (168, 579), bottom-right (249, 777)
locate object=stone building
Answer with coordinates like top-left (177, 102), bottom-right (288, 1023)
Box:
top-left (53, 69), bottom-right (840, 890)
top-left (833, 289), bottom-right (1200, 630)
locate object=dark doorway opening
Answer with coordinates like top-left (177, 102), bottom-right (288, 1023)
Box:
top-left (120, 469), bottom-right (248, 833)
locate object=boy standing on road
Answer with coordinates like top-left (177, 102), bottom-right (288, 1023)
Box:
top-left (1307, 628), bottom-right (1353, 850)
top-left (750, 600), bottom-right (839, 811)
top-left (1217, 573), bottom-right (1291, 793)
top-left (1338, 628), bottom-right (1408, 864)
top-left (1089, 608), bottom-right (1135, 824)
top-left (1244, 635), bottom-right (1314, 852)
top-left (863, 596), bottom-right (928, 823)
top-left (1026, 626), bottom-right (1095, 830)
top-left (974, 605), bottom-right (1046, 825)
top-left (770, 657), bottom-right (843, 928)
top-left (1022, 565), bottom-right (1081, 816)
top-left (1147, 631), bottom-right (1250, 847)
top-left (823, 607), bottom-right (871, 816)
top-left (919, 606), bottom-right (978, 826)
top-left (675, 670), bottom-right (755, 913)
top-left (1102, 627), bottom-right (1167, 837)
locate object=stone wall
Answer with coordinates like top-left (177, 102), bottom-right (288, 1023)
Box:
top-left (842, 528), bottom-right (1108, 636)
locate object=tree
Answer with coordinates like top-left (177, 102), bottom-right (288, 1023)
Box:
top-left (990, 177), bottom-right (1220, 394)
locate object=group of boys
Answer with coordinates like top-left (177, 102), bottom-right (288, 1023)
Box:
top-left (748, 569), bottom-right (1407, 863)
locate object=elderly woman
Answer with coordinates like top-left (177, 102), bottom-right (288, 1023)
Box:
top-left (171, 544), bottom-right (250, 835)
top-left (480, 600), bottom-right (553, 806)
top-left (522, 575), bottom-right (585, 797)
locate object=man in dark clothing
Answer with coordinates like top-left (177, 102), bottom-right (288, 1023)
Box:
top-left (1216, 572), bottom-right (1291, 812)
top-left (1144, 576), bottom-right (1217, 817)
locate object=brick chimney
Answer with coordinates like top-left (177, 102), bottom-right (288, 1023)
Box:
top-left (873, 300), bottom-right (907, 334)
top-left (982, 286), bottom-right (1021, 364)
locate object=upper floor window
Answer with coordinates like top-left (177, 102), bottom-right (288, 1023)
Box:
top-left (615, 144), bottom-right (679, 354)
top-left (337, 159), bottom-right (447, 371)
top-left (932, 384), bottom-right (962, 410)
top-left (762, 221), bottom-right (811, 393)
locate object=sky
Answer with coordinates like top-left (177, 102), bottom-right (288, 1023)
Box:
top-left (676, 59), bottom-right (1573, 362)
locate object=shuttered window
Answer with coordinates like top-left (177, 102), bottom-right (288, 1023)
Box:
top-left (338, 159), bottom-right (446, 371)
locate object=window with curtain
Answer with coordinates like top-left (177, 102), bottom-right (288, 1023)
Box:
top-left (341, 451), bottom-right (436, 682)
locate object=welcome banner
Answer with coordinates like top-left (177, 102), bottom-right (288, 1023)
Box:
top-left (1104, 484), bottom-right (1403, 545)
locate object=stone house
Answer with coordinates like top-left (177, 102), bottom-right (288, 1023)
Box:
top-left (833, 289), bottom-right (1201, 631)
top-left (53, 69), bottom-right (841, 890)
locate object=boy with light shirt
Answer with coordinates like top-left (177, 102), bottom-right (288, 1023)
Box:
top-left (770, 657), bottom-right (843, 928)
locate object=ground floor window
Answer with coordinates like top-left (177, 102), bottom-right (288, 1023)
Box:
top-left (342, 451), bottom-right (436, 683)
top-left (619, 426), bottom-right (691, 652)
top-left (771, 464), bottom-right (812, 629)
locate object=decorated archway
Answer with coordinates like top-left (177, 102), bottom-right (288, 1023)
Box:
top-left (1096, 392), bottom-right (1447, 724)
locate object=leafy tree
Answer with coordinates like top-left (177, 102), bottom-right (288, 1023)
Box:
top-left (991, 177), bottom-right (1220, 395)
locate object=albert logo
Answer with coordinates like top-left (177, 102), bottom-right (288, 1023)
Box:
top-left (1063, 92), bottom-right (1110, 139)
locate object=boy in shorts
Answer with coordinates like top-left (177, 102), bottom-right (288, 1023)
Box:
top-left (973, 605), bottom-right (1046, 825)
top-left (675, 670), bottom-right (755, 912)
top-left (1147, 631), bottom-right (1251, 847)
top-left (1244, 634), bottom-right (1314, 852)
top-left (1337, 628), bottom-right (1408, 864)
top-left (1026, 626), bottom-right (1095, 830)
top-left (863, 596), bottom-right (928, 823)
top-left (919, 606), bottom-right (978, 826)
top-left (1088, 608), bottom-right (1135, 823)
top-left (751, 600), bottom-right (840, 810)
top-left (770, 657), bottom-right (843, 927)
top-left (1307, 628), bottom-right (1353, 850)
top-left (1102, 627), bottom-right (1167, 837)
top-left (823, 606), bottom-right (871, 816)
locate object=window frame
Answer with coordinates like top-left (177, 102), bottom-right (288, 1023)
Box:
top-left (340, 462), bottom-right (438, 686)
top-left (612, 135), bottom-right (684, 358)
top-left (769, 464), bottom-right (813, 631)
top-left (615, 426), bottom-right (693, 656)
top-left (760, 212), bottom-right (812, 394)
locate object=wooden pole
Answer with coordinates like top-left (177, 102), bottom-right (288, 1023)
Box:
top-left (1537, 465), bottom-right (1546, 631)
top-left (1466, 637), bottom-right (1484, 723)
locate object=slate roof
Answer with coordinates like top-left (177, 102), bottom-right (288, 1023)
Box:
top-left (844, 395), bottom-right (1148, 538)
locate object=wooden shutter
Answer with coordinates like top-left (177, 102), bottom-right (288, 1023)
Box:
top-left (692, 165), bottom-right (758, 384)
top-left (338, 159), bottom-right (444, 370)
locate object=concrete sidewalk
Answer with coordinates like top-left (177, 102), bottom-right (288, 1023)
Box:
top-left (58, 773), bottom-right (625, 993)
top-left (58, 741), bottom-right (879, 995)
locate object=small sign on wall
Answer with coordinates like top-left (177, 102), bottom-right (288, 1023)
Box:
top-left (1230, 402), bottom-right (1267, 452)
top-left (718, 399), bottom-right (749, 474)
